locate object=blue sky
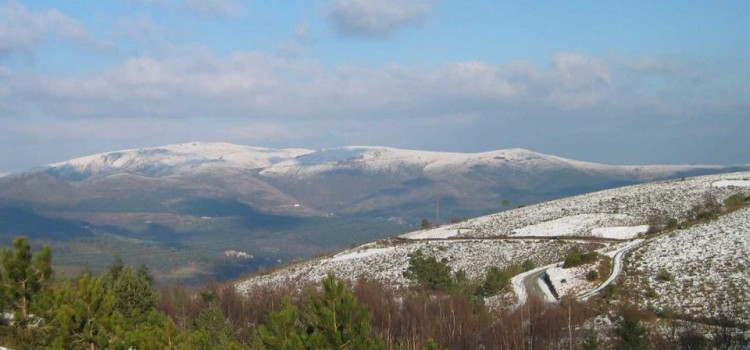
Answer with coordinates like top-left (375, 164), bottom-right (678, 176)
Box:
top-left (1, 0), bottom-right (749, 172)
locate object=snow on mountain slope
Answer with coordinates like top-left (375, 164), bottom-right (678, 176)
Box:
top-left (629, 206), bottom-right (750, 322)
top-left (37, 142), bottom-right (733, 183)
top-left (400, 171), bottom-right (750, 239)
top-left (259, 145), bottom-right (718, 178)
top-left (236, 239), bottom-right (599, 292)
top-left (46, 142), bottom-right (314, 179)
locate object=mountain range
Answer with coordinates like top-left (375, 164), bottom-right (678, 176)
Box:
top-left (0, 142), bottom-right (747, 283)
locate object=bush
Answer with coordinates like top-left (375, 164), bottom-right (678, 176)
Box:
top-left (420, 219), bottom-right (432, 230)
top-left (690, 192), bottom-right (722, 220)
top-left (724, 193), bottom-right (748, 211)
top-left (403, 250), bottom-right (453, 291)
top-left (563, 248), bottom-right (598, 268)
top-left (586, 270), bottom-right (599, 281)
top-left (522, 259), bottom-right (536, 271)
top-left (656, 268), bottom-right (674, 282)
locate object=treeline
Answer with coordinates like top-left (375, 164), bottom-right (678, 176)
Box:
top-left (1, 235), bottom-right (748, 349)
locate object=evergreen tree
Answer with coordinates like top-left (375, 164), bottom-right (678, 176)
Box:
top-left (403, 250), bottom-right (453, 291)
top-left (48, 274), bottom-right (125, 350)
top-left (190, 304), bottom-right (244, 350)
top-left (124, 310), bottom-right (190, 350)
top-left (254, 299), bottom-right (305, 350)
top-left (420, 219), bottom-right (432, 230)
top-left (1, 237), bottom-right (52, 329)
top-left (302, 274), bottom-right (383, 350)
top-left (111, 266), bottom-right (157, 323)
top-left (616, 310), bottom-right (648, 350)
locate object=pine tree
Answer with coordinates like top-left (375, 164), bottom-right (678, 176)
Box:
top-left (302, 274), bottom-right (383, 350)
top-left (111, 266), bottom-right (157, 323)
top-left (48, 274), bottom-right (125, 350)
top-left (1, 237), bottom-right (52, 329)
top-left (124, 310), bottom-right (190, 350)
top-left (190, 304), bottom-right (245, 350)
top-left (254, 299), bottom-right (305, 350)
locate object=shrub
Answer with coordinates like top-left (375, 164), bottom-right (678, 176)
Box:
top-left (420, 219), bottom-right (432, 230)
top-left (403, 250), bottom-right (453, 291)
top-left (724, 193), bottom-right (748, 211)
top-left (690, 192), bottom-right (722, 220)
top-left (586, 270), bottom-right (599, 281)
top-left (521, 259), bottom-right (536, 271)
top-left (656, 268), bottom-right (674, 282)
top-left (563, 248), bottom-right (598, 268)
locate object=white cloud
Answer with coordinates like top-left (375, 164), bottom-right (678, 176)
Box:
top-left (0, 1), bottom-right (106, 57)
top-left (2, 48), bottom-right (746, 164)
top-left (327, 0), bottom-right (435, 37)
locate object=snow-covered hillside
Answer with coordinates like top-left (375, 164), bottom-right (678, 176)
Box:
top-left (629, 206), bottom-right (750, 322)
top-left (236, 171), bottom-right (750, 312)
top-left (401, 172), bottom-right (750, 239)
top-left (236, 238), bottom-right (600, 292)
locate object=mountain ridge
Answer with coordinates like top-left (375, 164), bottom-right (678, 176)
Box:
top-left (21, 141), bottom-right (741, 181)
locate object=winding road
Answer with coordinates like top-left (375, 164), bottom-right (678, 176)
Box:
top-left (512, 239), bottom-right (645, 306)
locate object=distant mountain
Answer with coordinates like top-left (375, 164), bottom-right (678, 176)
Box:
top-left (1, 142), bottom-right (747, 283)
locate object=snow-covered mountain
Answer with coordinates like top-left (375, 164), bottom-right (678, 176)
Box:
top-left (42, 142), bottom-right (724, 181)
top-left (46, 142), bottom-right (314, 179)
top-left (2, 142), bottom-right (749, 285)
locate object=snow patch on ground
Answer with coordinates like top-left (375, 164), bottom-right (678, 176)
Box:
top-left (444, 171), bottom-right (750, 239)
top-left (712, 179), bottom-right (750, 188)
top-left (512, 213), bottom-right (638, 237)
top-left (399, 226), bottom-right (466, 239)
top-left (591, 225), bottom-right (649, 240)
top-left (547, 265), bottom-right (596, 297)
top-left (328, 247), bottom-right (395, 262)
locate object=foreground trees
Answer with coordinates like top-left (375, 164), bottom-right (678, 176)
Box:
top-left (1, 236), bottom-right (747, 349)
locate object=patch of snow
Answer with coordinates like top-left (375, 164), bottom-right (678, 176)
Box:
top-left (591, 225), bottom-right (649, 240)
top-left (712, 179), bottom-right (750, 188)
top-left (512, 214), bottom-right (638, 237)
top-left (328, 247), bottom-right (395, 262)
top-left (399, 226), bottom-right (463, 239)
top-left (547, 265), bottom-right (594, 297)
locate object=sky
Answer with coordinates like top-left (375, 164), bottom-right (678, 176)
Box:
top-left (0, 0), bottom-right (749, 173)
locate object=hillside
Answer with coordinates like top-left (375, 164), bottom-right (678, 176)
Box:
top-left (236, 171), bottom-right (750, 323)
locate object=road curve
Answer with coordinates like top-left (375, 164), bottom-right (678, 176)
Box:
top-left (511, 262), bottom-right (559, 308)
top-left (511, 239), bottom-right (646, 306)
top-left (577, 239), bottom-right (645, 300)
